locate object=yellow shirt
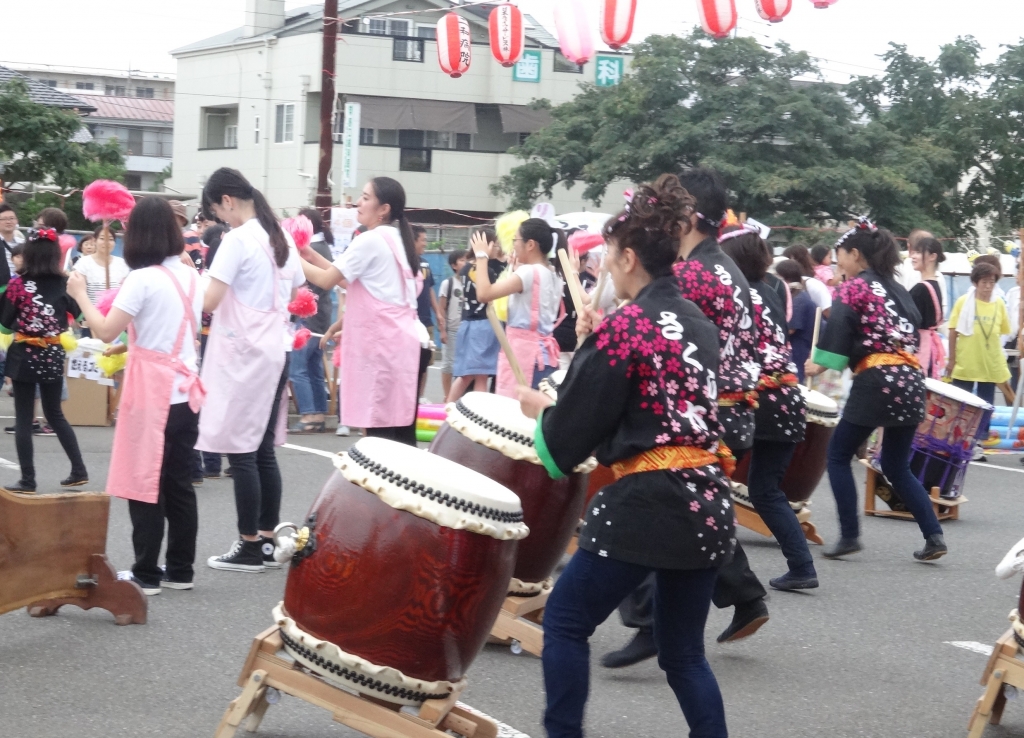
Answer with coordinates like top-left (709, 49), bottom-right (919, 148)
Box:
top-left (949, 295), bottom-right (1011, 383)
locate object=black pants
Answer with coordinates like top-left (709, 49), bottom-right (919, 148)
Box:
top-left (747, 438), bottom-right (815, 576)
top-left (365, 348), bottom-right (427, 448)
top-left (128, 402), bottom-right (199, 587)
top-left (228, 360), bottom-right (288, 537)
top-left (12, 380), bottom-right (86, 485)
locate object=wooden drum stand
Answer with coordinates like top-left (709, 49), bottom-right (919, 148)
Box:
top-left (730, 484), bottom-right (824, 545)
top-left (216, 627), bottom-right (499, 738)
top-left (861, 464), bottom-right (966, 522)
top-left (489, 587), bottom-right (549, 657)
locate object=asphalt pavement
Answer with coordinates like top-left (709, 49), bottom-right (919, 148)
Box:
top-left (2, 369), bottom-right (1024, 738)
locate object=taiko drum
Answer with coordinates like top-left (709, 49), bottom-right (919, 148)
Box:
top-left (276, 437), bottom-right (527, 705)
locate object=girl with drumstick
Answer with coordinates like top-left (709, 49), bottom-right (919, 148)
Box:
top-left (517, 174), bottom-right (732, 738)
top-left (720, 225), bottom-right (818, 591)
top-left (805, 218), bottom-right (947, 561)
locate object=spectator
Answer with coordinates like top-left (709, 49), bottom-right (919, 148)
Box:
top-left (908, 237), bottom-right (946, 378)
top-left (63, 234), bottom-right (96, 271)
top-left (810, 244), bottom-right (836, 294)
top-left (74, 225), bottom-right (131, 305)
top-left (288, 209), bottom-right (334, 434)
top-left (412, 225), bottom-right (443, 400)
top-left (35, 207), bottom-right (68, 235)
top-left (438, 249), bottom-right (468, 399)
top-left (0, 203), bottom-right (25, 284)
top-left (171, 200), bottom-right (204, 271)
top-left (776, 259), bottom-right (819, 383)
top-left (783, 244), bottom-right (832, 317)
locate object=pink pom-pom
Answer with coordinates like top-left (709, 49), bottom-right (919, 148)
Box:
top-left (287, 287), bottom-right (318, 318)
top-left (82, 180), bottom-right (135, 223)
top-left (292, 327), bottom-right (312, 350)
top-left (95, 288), bottom-right (120, 317)
top-left (282, 215), bottom-right (314, 250)
top-left (58, 234), bottom-right (76, 257)
top-left (568, 231), bottom-right (605, 254)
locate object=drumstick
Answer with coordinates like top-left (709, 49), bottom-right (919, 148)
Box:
top-left (486, 303), bottom-right (528, 387)
top-left (557, 248), bottom-right (586, 316)
top-left (806, 307), bottom-right (823, 390)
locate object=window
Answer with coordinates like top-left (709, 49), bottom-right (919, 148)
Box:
top-left (456, 133), bottom-right (472, 150)
top-left (393, 37), bottom-right (425, 62)
top-left (125, 174), bottom-right (142, 190)
top-left (417, 26), bottom-right (437, 40)
top-left (201, 105), bottom-right (239, 149)
top-left (224, 125), bottom-right (238, 149)
top-left (400, 148), bottom-right (431, 172)
top-left (554, 52), bottom-right (583, 74)
top-left (76, 82), bottom-right (94, 90)
top-left (136, 87), bottom-right (155, 98)
top-left (518, 132), bottom-right (530, 146)
top-left (275, 103), bottom-right (295, 143)
top-left (40, 79), bottom-right (56, 87)
top-left (128, 128), bottom-right (143, 155)
top-left (254, 116), bottom-right (261, 144)
top-left (359, 128), bottom-right (375, 145)
top-left (106, 85), bottom-right (126, 96)
top-left (368, 18), bottom-right (387, 35)
top-left (391, 20), bottom-right (410, 36)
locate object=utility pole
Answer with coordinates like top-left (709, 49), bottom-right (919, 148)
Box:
top-left (316, 0), bottom-right (339, 212)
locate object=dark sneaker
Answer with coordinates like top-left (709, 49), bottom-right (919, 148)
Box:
top-left (207, 540), bottom-right (265, 572)
top-left (203, 470), bottom-right (222, 479)
top-left (191, 475), bottom-right (204, 486)
top-left (601, 628), bottom-right (657, 668)
top-left (260, 536), bottom-right (282, 569)
top-left (769, 571), bottom-right (819, 591)
top-left (35, 424), bottom-right (56, 437)
top-left (823, 537), bottom-right (863, 559)
top-left (61, 472), bottom-right (89, 487)
top-left (5, 421), bottom-right (41, 435)
top-left (224, 467), bottom-right (234, 477)
top-left (717, 598), bottom-right (770, 643)
top-left (117, 570), bottom-right (160, 596)
top-left (3, 480), bottom-right (36, 493)
top-left (914, 533), bottom-right (948, 561)
top-left (160, 573), bottom-right (194, 590)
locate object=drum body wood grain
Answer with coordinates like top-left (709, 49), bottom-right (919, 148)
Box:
top-left (430, 424), bottom-right (587, 585)
top-left (282, 470), bottom-right (517, 686)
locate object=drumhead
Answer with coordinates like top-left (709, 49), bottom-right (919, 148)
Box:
top-left (337, 437), bottom-right (529, 541)
top-left (447, 392), bottom-right (597, 473)
top-left (924, 377), bottom-right (995, 409)
top-left (800, 386), bottom-right (839, 427)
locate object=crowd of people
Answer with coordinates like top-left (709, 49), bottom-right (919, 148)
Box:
top-left (2, 162), bottom-right (1022, 738)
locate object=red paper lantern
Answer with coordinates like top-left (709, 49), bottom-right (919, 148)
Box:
top-left (437, 12), bottom-right (471, 78)
top-left (600, 0), bottom-right (637, 50)
top-left (553, 0), bottom-right (595, 66)
top-left (809, 0), bottom-right (838, 7)
top-left (756, 0), bottom-right (792, 22)
top-left (697, 0), bottom-right (737, 39)
top-left (489, 3), bottom-right (524, 68)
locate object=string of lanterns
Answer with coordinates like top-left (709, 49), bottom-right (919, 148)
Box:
top-left (436, 0), bottom-right (838, 79)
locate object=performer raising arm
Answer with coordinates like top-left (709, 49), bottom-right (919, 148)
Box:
top-left (517, 175), bottom-right (733, 738)
top-left (805, 218), bottom-right (947, 561)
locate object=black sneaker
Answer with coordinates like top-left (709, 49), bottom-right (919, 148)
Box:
top-left (823, 537), bottom-right (863, 559)
top-left (35, 424), bottom-right (56, 437)
top-left (5, 421), bottom-right (41, 435)
top-left (717, 598), bottom-right (770, 643)
top-left (914, 533), bottom-right (948, 561)
top-left (192, 475), bottom-right (204, 486)
top-left (769, 571), bottom-right (819, 591)
top-left (160, 573), bottom-right (194, 590)
top-left (203, 470), bottom-right (222, 479)
top-left (224, 467), bottom-right (234, 478)
top-left (61, 472), bottom-right (89, 487)
top-left (207, 540), bottom-right (265, 572)
top-left (260, 536), bottom-right (282, 569)
top-left (601, 628), bottom-right (657, 668)
top-left (117, 570), bottom-right (160, 596)
top-left (3, 480), bottom-right (36, 493)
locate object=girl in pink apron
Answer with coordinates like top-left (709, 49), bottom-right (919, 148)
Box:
top-left (908, 236), bottom-right (947, 378)
top-left (298, 177), bottom-right (422, 446)
top-left (68, 197), bottom-right (205, 595)
top-left (469, 218), bottom-right (563, 397)
top-left (199, 168), bottom-right (305, 573)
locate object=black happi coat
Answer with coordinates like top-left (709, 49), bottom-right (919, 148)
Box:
top-left (749, 279), bottom-right (806, 443)
top-left (536, 277), bottom-right (735, 570)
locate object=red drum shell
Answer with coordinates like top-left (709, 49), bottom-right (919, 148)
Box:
top-left (733, 421), bottom-right (834, 504)
top-left (585, 464), bottom-right (616, 507)
top-left (429, 423), bottom-right (588, 584)
top-left (282, 470), bottom-right (517, 684)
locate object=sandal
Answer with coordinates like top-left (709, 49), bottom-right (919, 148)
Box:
top-left (289, 420), bottom-right (326, 434)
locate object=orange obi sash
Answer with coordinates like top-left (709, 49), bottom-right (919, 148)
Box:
top-left (718, 390), bottom-right (759, 409)
top-left (611, 442), bottom-right (736, 481)
top-left (853, 350), bottom-right (921, 376)
top-left (758, 372), bottom-right (798, 391)
top-left (14, 333), bottom-right (61, 348)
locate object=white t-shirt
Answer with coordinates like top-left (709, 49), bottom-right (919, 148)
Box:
top-left (74, 254), bottom-right (131, 304)
top-left (2, 230), bottom-right (25, 274)
top-left (207, 217), bottom-right (304, 316)
top-left (439, 277), bottom-right (464, 326)
top-left (333, 226), bottom-right (417, 309)
top-left (802, 276), bottom-right (833, 311)
top-left (507, 264), bottom-right (562, 334)
top-left (113, 257), bottom-right (203, 405)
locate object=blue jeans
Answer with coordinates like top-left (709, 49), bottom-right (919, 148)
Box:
top-left (289, 336), bottom-right (327, 415)
top-left (952, 380), bottom-right (996, 441)
top-left (543, 549), bottom-right (726, 738)
top-left (826, 420), bottom-right (942, 540)
top-left (747, 439), bottom-right (815, 577)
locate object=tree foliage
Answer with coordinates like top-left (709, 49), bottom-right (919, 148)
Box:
top-left (496, 30), bottom-right (1024, 239)
top-left (0, 78), bottom-right (125, 228)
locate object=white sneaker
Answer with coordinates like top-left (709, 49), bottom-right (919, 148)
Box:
top-left (972, 446), bottom-right (987, 462)
top-left (117, 570), bottom-right (160, 596)
top-left (336, 425), bottom-right (351, 437)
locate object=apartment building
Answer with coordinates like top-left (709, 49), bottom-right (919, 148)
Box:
top-left (5, 62), bottom-right (175, 101)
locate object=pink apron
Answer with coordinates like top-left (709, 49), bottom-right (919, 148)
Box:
top-left (197, 242), bottom-right (289, 454)
top-left (918, 280), bottom-right (946, 379)
top-left (340, 231), bottom-right (420, 429)
top-left (107, 266), bottom-right (206, 504)
top-left (497, 265), bottom-right (560, 398)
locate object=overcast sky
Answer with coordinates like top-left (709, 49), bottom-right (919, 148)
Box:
top-left (0, 1), bottom-right (1020, 81)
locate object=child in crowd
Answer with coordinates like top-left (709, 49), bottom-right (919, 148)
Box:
top-left (810, 244), bottom-right (837, 294)
top-left (10, 244), bottom-right (24, 274)
top-left (776, 259), bottom-right (819, 383)
top-left (438, 249), bottom-right (467, 398)
top-left (471, 218), bottom-right (565, 395)
top-left (0, 229), bottom-right (88, 492)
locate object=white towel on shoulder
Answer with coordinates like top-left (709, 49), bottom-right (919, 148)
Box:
top-left (956, 288), bottom-right (976, 336)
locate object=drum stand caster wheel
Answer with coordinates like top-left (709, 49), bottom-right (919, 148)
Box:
top-left (510, 639), bottom-right (523, 655)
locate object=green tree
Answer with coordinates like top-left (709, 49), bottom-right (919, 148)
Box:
top-left (0, 78), bottom-right (125, 228)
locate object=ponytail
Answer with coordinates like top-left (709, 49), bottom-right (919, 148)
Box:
top-left (518, 217), bottom-right (564, 257)
top-left (370, 177), bottom-right (417, 273)
top-left (397, 216), bottom-right (418, 275)
top-left (202, 167), bottom-right (288, 267)
top-left (835, 220), bottom-right (901, 279)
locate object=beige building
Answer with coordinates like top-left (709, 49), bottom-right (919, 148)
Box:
top-left (169, 0), bottom-right (631, 222)
top-left (6, 62), bottom-right (174, 100)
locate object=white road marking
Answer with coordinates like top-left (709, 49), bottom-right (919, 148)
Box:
top-left (281, 443), bottom-right (339, 460)
top-left (945, 641), bottom-right (994, 656)
top-left (0, 456), bottom-right (21, 471)
top-left (972, 461), bottom-right (1024, 475)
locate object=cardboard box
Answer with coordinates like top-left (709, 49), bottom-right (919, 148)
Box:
top-left (62, 376), bottom-right (110, 427)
